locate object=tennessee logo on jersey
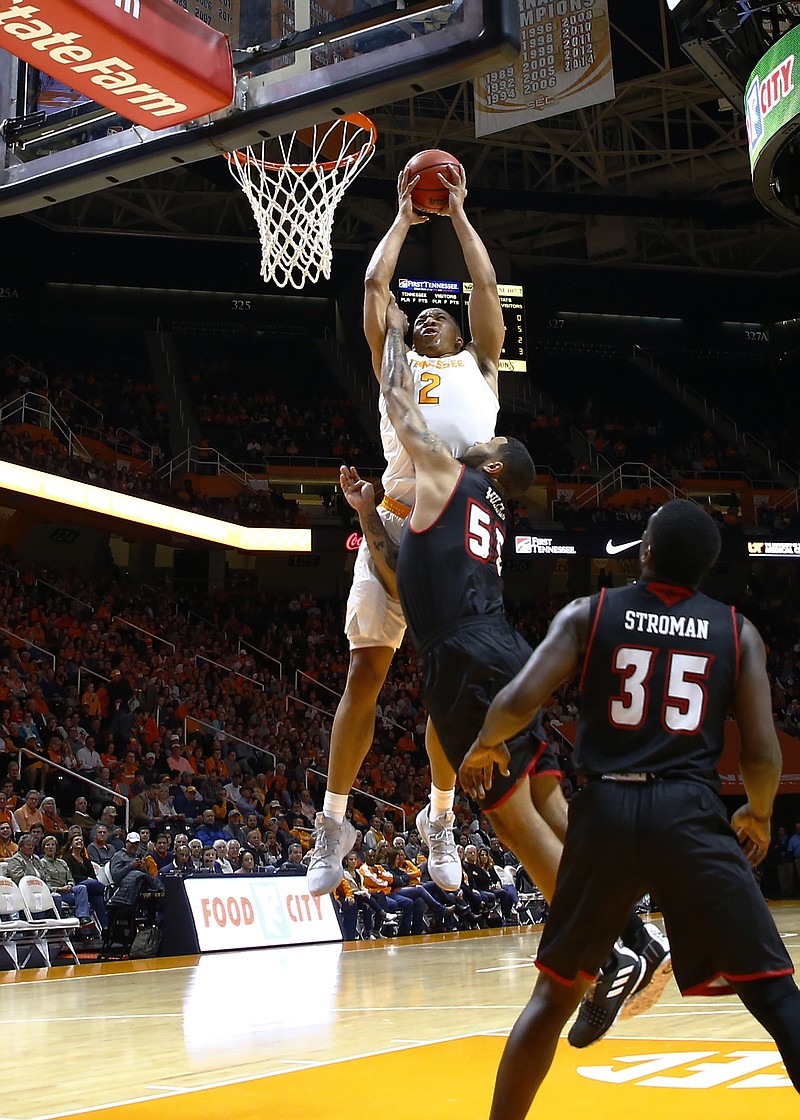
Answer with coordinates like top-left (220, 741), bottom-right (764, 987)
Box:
top-left (413, 356), bottom-right (473, 371)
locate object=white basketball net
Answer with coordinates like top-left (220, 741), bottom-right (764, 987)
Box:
top-left (225, 113), bottom-right (377, 290)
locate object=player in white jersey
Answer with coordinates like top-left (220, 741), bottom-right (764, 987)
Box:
top-left (309, 163), bottom-right (506, 897)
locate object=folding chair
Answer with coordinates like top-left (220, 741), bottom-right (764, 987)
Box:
top-left (0, 877), bottom-right (36, 969)
top-left (17, 876), bottom-right (80, 966)
top-left (92, 861), bottom-right (112, 887)
top-left (98, 874), bottom-right (151, 961)
top-left (514, 865), bottom-right (548, 926)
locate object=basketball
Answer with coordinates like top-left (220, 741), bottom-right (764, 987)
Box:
top-left (404, 149), bottom-right (463, 214)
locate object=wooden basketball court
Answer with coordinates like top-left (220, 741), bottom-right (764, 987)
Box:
top-left (2, 904), bottom-right (798, 1120)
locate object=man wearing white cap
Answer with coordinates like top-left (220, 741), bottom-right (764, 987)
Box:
top-left (108, 831), bottom-right (148, 886)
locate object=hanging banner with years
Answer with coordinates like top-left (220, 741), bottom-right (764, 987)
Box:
top-left (474, 0), bottom-right (615, 137)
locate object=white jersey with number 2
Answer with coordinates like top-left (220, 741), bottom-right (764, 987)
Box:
top-left (379, 348), bottom-right (499, 507)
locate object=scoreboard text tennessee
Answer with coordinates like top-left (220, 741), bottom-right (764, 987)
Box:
top-left (397, 279), bottom-right (527, 373)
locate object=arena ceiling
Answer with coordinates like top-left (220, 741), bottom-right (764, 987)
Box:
top-left (16, 1), bottom-right (800, 278)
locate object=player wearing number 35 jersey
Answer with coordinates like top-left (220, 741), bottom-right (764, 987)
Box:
top-left (577, 580), bottom-right (739, 786)
top-left (461, 499), bottom-right (800, 1119)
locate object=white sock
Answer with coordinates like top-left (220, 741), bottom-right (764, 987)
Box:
top-left (429, 785), bottom-right (454, 819)
top-left (322, 792), bottom-right (348, 823)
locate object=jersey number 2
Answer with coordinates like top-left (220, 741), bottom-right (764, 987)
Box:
top-left (418, 372), bottom-right (441, 405)
top-left (609, 647), bottom-right (711, 733)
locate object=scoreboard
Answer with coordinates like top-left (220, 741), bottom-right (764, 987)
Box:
top-left (397, 279), bottom-right (527, 373)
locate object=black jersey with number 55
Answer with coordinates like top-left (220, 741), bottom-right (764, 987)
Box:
top-left (396, 465), bottom-right (507, 651)
top-left (575, 581), bottom-right (742, 787)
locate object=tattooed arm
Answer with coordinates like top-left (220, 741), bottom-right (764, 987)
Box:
top-left (339, 465), bottom-right (399, 599)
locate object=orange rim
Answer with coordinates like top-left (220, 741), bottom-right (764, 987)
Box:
top-left (223, 112), bottom-right (377, 173)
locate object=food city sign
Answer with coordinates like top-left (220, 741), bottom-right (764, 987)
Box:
top-left (183, 876), bottom-right (342, 952)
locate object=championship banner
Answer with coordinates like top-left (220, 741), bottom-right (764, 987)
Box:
top-left (474, 0), bottom-right (615, 137)
top-left (0, 0), bottom-right (234, 128)
top-left (171, 0), bottom-right (239, 40)
top-left (553, 721), bottom-right (800, 796)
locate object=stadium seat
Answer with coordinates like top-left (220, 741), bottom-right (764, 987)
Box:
top-left (0, 877), bottom-right (37, 969)
top-left (17, 875), bottom-right (80, 966)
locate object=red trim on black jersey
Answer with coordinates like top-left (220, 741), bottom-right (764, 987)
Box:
top-left (406, 463), bottom-right (465, 536)
top-left (489, 748), bottom-right (542, 810)
top-left (488, 734), bottom-right (564, 809)
top-left (535, 959), bottom-right (597, 986)
top-left (579, 587), bottom-right (606, 693)
top-left (646, 581), bottom-right (695, 607)
top-left (682, 965), bottom-right (795, 997)
top-left (731, 605), bottom-right (741, 685)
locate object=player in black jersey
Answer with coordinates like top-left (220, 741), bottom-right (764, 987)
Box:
top-left (461, 498), bottom-right (800, 1118)
top-left (344, 295), bottom-right (669, 1034)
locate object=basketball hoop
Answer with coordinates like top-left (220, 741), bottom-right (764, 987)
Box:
top-left (224, 113), bottom-right (377, 290)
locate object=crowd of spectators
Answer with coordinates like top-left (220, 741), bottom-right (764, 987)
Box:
top-left (178, 331), bottom-right (381, 469)
top-left (4, 327), bottom-right (797, 547)
top-left (193, 386), bottom-right (376, 470)
top-left (2, 344), bottom-right (170, 458)
top-left (526, 337), bottom-right (793, 484)
top-left (0, 523), bottom-right (797, 942)
top-left (0, 397), bottom-right (313, 529)
top-left (3, 322), bottom-right (800, 948)
top-left (0, 338), bottom-right (384, 526)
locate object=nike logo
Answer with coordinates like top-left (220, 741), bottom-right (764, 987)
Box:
top-left (605, 538), bottom-right (641, 556)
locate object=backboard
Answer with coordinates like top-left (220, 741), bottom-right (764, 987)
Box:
top-left (0, 0), bottom-right (520, 216)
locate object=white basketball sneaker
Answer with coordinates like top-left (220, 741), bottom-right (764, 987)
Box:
top-left (307, 813), bottom-right (356, 897)
top-left (416, 804), bottom-right (461, 892)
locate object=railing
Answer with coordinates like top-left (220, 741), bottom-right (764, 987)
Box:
top-left (632, 345), bottom-right (800, 487)
top-left (186, 608), bottom-right (283, 680)
top-left (238, 640), bottom-right (282, 681)
top-left (8, 354), bottom-right (47, 391)
top-left (573, 463), bottom-right (686, 510)
top-left (0, 623), bottom-right (55, 668)
top-left (142, 583), bottom-right (179, 617)
top-left (193, 654), bottom-right (265, 691)
top-left (0, 392), bottom-right (92, 461)
top-left (16, 746), bottom-right (130, 832)
top-left (70, 422), bottom-right (154, 468)
top-left (321, 326), bottom-right (376, 417)
top-left (156, 329), bottom-right (192, 452)
top-left (502, 385), bottom-right (612, 478)
top-left (157, 445), bottom-right (257, 488)
top-left (768, 489), bottom-right (800, 513)
top-left (58, 388), bottom-right (104, 427)
top-left (112, 616), bottom-right (175, 651)
top-left (77, 665), bottom-right (110, 697)
top-left (291, 669), bottom-right (411, 736)
top-left (289, 695), bottom-right (337, 723)
top-left (116, 427), bottom-right (155, 462)
top-left (35, 579), bottom-right (94, 612)
top-left (305, 766), bottom-right (406, 832)
top-left (294, 669), bottom-right (342, 705)
top-left (183, 717), bottom-right (276, 771)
